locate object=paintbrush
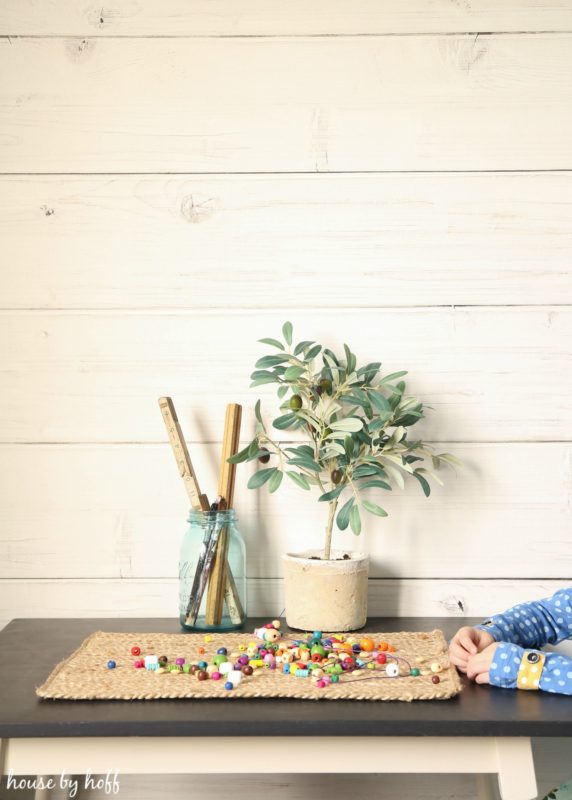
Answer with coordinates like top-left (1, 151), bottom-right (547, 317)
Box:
top-left (185, 497), bottom-right (228, 625)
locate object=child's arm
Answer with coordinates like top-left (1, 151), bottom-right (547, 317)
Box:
top-left (473, 587), bottom-right (572, 649)
top-left (467, 640), bottom-right (572, 696)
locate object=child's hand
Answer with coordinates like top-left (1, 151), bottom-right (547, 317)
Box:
top-left (449, 626), bottom-right (495, 673)
top-left (466, 642), bottom-right (499, 684)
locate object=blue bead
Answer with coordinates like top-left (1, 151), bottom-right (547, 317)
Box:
top-left (198, 661), bottom-right (208, 669)
top-left (352, 644), bottom-right (361, 653)
top-left (283, 664), bottom-right (290, 674)
top-left (313, 631), bottom-right (322, 639)
top-left (224, 681), bottom-right (234, 690)
top-left (107, 660), bottom-right (116, 669)
top-left (217, 647), bottom-right (227, 655)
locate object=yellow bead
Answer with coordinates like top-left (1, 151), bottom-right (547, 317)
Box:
top-left (430, 661), bottom-right (443, 673)
top-left (204, 635), bottom-right (212, 643)
top-left (238, 645), bottom-right (246, 652)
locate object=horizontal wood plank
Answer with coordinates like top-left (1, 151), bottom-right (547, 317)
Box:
top-left (1, 173), bottom-right (571, 309)
top-left (0, 443), bottom-right (570, 579)
top-left (0, 308), bottom-right (570, 442)
top-left (2, 1), bottom-right (572, 36)
top-left (1, 578), bottom-right (570, 633)
top-left (1, 35), bottom-right (572, 172)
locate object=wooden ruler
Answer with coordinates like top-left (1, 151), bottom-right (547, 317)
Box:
top-left (158, 397), bottom-right (209, 512)
top-left (205, 403), bottom-right (242, 625)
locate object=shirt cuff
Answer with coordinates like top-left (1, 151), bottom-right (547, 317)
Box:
top-left (488, 642), bottom-right (545, 690)
top-left (474, 620), bottom-right (505, 642)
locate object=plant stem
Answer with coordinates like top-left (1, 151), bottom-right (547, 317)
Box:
top-left (323, 496), bottom-right (339, 560)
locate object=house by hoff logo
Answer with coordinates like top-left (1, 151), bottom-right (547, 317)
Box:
top-left (7, 769), bottom-right (120, 796)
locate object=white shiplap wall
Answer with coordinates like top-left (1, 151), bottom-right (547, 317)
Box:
top-left (1, 3), bottom-right (572, 798)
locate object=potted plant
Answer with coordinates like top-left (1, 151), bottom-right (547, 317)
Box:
top-left (229, 321), bottom-right (461, 631)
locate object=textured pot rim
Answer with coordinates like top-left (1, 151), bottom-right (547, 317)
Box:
top-left (282, 549), bottom-right (368, 566)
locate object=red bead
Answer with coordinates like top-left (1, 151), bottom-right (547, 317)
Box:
top-left (197, 670), bottom-right (208, 681)
top-left (431, 675), bottom-right (441, 684)
top-left (376, 653), bottom-right (387, 665)
top-left (241, 665), bottom-right (253, 676)
top-left (134, 659), bottom-right (144, 668)
top-left (131, 646), bottom-right (141, 656)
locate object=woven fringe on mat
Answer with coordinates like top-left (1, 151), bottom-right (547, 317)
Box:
top-left (36, 629), bottom-right (462, 702)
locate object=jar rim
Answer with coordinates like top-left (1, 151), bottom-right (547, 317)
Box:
top-left (187, 507), bottom-right (237, 522)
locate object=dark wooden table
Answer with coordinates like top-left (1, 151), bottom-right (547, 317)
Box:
top-left (1, 617), bottom-right (569, 800)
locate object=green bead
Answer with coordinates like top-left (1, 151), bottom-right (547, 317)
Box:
top-left (213, 655), bottom-right (228, 667)
top-left (182, 664), bottom-right (191, 674)
top-left (311, 645), bottom-right (326, 657)
top-left (333, 664), bottom-right (343, 674)
top-left (411, 668), bottom-right (420, 677)
top-left (367, 662), bottom-right (376, 670)
top-left (331, 674), bottom-right (339, 683)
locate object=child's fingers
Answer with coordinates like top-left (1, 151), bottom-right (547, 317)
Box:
top-left (459, 631), bottom-right (478, 655)
top-left (448, 651), bottom-right (468, 671)
top-left (475, 671), bottom-right (490, 685)
top-left (466, 653), bottom-right (486, 680)
top-left (449, 643), bottom-right (469, 666)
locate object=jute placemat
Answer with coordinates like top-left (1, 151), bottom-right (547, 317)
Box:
top-left (36, 630), bottom-right (462, 702)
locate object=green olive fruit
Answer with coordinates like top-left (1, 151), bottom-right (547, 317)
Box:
top-left (289, 394), bottom-right (303, 410)
top-left (318, 378), bottom-right (333, 394)
top-left (331, 469), bottom-right (343, 484)
top-left (258, 448), bottom-right (271, 464)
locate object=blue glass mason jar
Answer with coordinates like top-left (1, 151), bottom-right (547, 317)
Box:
top-left (179, 508), bottom-right (247, 631)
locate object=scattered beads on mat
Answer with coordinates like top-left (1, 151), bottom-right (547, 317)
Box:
top-left (112, 621), bottom-right (450, 693)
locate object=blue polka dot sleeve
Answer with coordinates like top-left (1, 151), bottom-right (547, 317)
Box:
top-left (473, 587), bottom-right (572, 696)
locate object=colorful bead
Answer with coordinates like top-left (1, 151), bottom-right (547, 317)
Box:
top-left (197, 670), bottom-right (208, 681)
top-left (131, 646), bottom-right (141, 656)
top-left (176, 658), bottom-right (185, 666)
top-left (134, 659), bottom-right (144, 668)
top-left (386, 662), bottom-right (399, 677)
top-left (228, 670), bottom-right (242, 687)
top-left (430, 661), bottom-right (443, 674)
top-left (242, 665), bottom-right (253, 676)
top-left (376, 653), bottom-right (387, 665)
top-left (144, 655), bottom-right (158, 668)
top-left (158, 656), bottom-right (168, 665)
top-left (283, 664), bottom-right (290, 674)
top-left (107, 660), bottom-right (116, 669)
top-left (410, 668), bottom-right (420, 677)
top-left (331, 674), bottom-right (339, 683)
top-left (224, 681), bottom-right (233, 690)
top-left (211, 671), bottom-right (221, 681)
top-left (431, 675), bottom-right (441, 684)
top-left (359, 638), bottom-right (375, 652)
top-left (378, 641), bottom-right (388, 652)
top-left (198, 647), bottom-right (206, 655)
top-left (198, 661), bottom-right (208, 669)
top-left (182, 665), bottom-right (191, 674)
top-left (217, 647), bottom-right (228, 655)
top-left (295, 669), bottom-right (309, 677)
top-left (204, 635), bottom-right (213, 642)
top-left (316, 680), bottom-right (326, 688)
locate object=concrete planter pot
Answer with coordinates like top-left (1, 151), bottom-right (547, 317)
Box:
top-left (282, 549), bottom-right (369, 632)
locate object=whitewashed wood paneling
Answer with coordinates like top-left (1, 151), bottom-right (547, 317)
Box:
top-left (2, 173), bottom-right (571, 309)
top-left (3, 1), bottom-right (572, 36)
top-left (0, 308), bottom-right (569, 443)
top-left (2, 35), bottom-right (572, 172)
top-left (0, 443), bottom-right (570, 580)
top-left (2, 578), bottom-right (571, 634)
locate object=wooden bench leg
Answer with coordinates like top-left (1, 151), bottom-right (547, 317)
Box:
top-left (496, 738), bottom-right (537, 800)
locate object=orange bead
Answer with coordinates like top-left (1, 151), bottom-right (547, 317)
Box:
top-left (387, 644), bottom-right (396, 653)
top-left (359, 638), bottom-right (375, 652)
top-left (378, 641), bottom-right (388, 651)
top-left (198, 647), bottom-right (206, 654)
